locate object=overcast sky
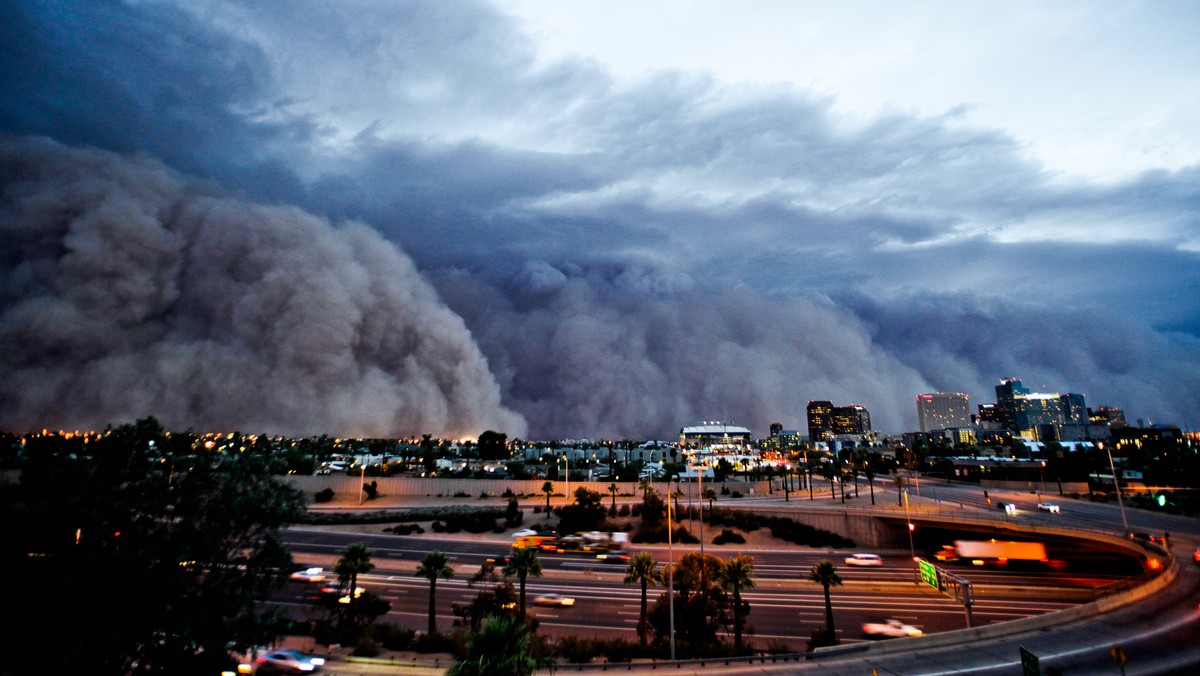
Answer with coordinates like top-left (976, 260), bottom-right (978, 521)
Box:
top-left (1, 0), bottom-right (1197, 439)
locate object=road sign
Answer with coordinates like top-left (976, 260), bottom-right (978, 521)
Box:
top-left (1019, 645), bottom-right (1040, 676)
top-left (1111, 644), bottom-right (1127, 669)
top-left (918, 558), bottom-right (939, 589)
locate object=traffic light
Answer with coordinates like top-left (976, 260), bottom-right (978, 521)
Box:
top-left (1157, 494), bottom-right (1166, 507)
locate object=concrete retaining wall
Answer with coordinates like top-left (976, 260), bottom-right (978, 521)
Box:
top-left (981, 479), bottom-right (1089, 494)
top-left (280, 475), bottom-right (772, 504)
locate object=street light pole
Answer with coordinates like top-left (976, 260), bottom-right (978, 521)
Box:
top-left (696, 455), bottom-right (705, 560)
top-left (904, 488), bottom-right (918, 584)
top-left (561, 454), bottom-right (570, 503)
top-left (359, 454), bottom-right (366, 505)
top-left (1105, 444), bottom-right (1129, 532)
top-left (667, 478), bottom-right (676, 661)
top-left (805, 450), bottom-right (813, 500)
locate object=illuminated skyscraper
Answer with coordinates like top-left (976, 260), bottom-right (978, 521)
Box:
top-left (916, 392), bottom-right (971, 433)
top-left (832, 404), bottom-right (872, 435)
top-left (1060, 393), bottom-right (1086, 423)
top-left (995, 378), bottom-right (1030, 431)
top-left (806, 400), bottom-right (834, 442)
top-left (1013, 393), bottom-right (1065, 439)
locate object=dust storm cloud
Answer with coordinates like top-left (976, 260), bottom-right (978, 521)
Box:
top-left (0, 136), bottom-right (526, 438)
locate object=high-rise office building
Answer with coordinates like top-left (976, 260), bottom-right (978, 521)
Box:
top-left (806, 400), bottom-right (834, 442)
top-left (995, 378), bottom-right (1030, 430)
top-left (832, 404), bottom-right (872, 435)
top-left (916, 392), bottom-right (971, 433)
top-left (977, 403), bottom-right (1004, 425)
top-left (1089, 407), bottom-right (1127, 427)
top-left (769, 422), bottom-right (783, 438)
top-left (1060, 393), bottom-right (1086, 423)
top-left (1013, 393), bottom-right (1065, 439)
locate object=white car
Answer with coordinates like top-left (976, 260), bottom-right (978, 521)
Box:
top-left (254, 648), bottom-right (326, 672)
top-left (1037, 503), bottom-right (1061, 513)
top-left (862, 619), bottom-right (923, 638)
top-left (511, 528), bottom-right (538, 538)
top-left (533, 593), bottom-right (576, 607)
top-left (289, 567), bottom-right (326, 583)
top-left (845, 553), bottom-right (884, 567)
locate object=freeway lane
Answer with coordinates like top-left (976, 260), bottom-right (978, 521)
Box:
top-left (277, 568), bottom-right (1083, 646)
top-left (277, 527), bottom-right (1121, 646)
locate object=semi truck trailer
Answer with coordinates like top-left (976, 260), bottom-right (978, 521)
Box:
top-left (935, 539), bottom-right (1048, 566)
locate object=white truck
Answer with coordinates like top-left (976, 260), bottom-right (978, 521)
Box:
top-left (935, 539), bottom-right (1048, 566)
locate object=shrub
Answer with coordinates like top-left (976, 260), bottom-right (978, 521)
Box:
top-left (712, 528), bottom-right (745, 545)
top-left (431, 521), bottom-right (445, 532)
top-left (601, 637), bottom-right (639, 663)
top-left (390, 523), bottom-right (424, 536)
top-left (454, 491), bottom-right (470, 498)
top-left (411, 631), bottom-right (458, 655)
top-left (631, 524), bottom-right (698, 544)
top-left (314, 487), bottom-right (335, 503)
top-left (807, 627), bottom-right (838, 650)
top-left (372, 624), bottom-right (415, 651)
top-left (764, 638), bottom-right (794, 655)
top-left (617, 504), bottom-right (631, 517)
top-left (502, 487), bottom-right (515, 498)
top-left (352, 636), bottom-right (380, 657)
top-left (557, 636), bottom-right (599, 663)
top-left (731, 491), bottom-right (743, 498)
top-left (720, 486), bottom-right (731, 495)
top-left (362, 480), bottom-right (379, 499)
top-left (441, 511), bottom-right (498, 533)
top-left (504, 499), bottom-right (523, 527)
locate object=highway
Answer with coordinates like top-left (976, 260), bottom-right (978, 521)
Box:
top-left (276, 524), bottom-right (1135, 647)
top-left (269, 479), bottom-right (1200, 673)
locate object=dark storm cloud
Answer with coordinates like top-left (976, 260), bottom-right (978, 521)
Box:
top-left (843, 291), bottom-right (1200, 428)
top-left (0, 0), bottom-right (1196, 435)
top-left (0, 136), bottom-right (526, 437)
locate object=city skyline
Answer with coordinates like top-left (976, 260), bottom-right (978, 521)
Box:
top-left (1, 1), bottom-right (1198, 439)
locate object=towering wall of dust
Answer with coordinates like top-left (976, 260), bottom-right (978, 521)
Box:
top-left (0, 136), bottom-right (527, 438)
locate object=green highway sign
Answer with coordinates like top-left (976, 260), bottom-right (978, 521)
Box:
top-left (918, 558), bottom-right (939, 589)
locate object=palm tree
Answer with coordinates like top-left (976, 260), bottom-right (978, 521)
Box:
top-left (447, 615), bottom-right (541, 676)
top-left (719, 554), bottom-right (756, 648)
top-left (623, 552), bottom-right (662, 646)
top-left (542, 480), bottom-right (554, 511)
top-left (608, 482), bottom-right (619, 515)
top-left (807, 560), bottom-right (843, 642)
top-left (702, 487), bottom-right (717, 520)
top-left (415, 551), bottom-right (454, 634)
top-left (334, 543), bottom-right (374, 607)
top-left (502, 546), bottom-right (543, 622)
